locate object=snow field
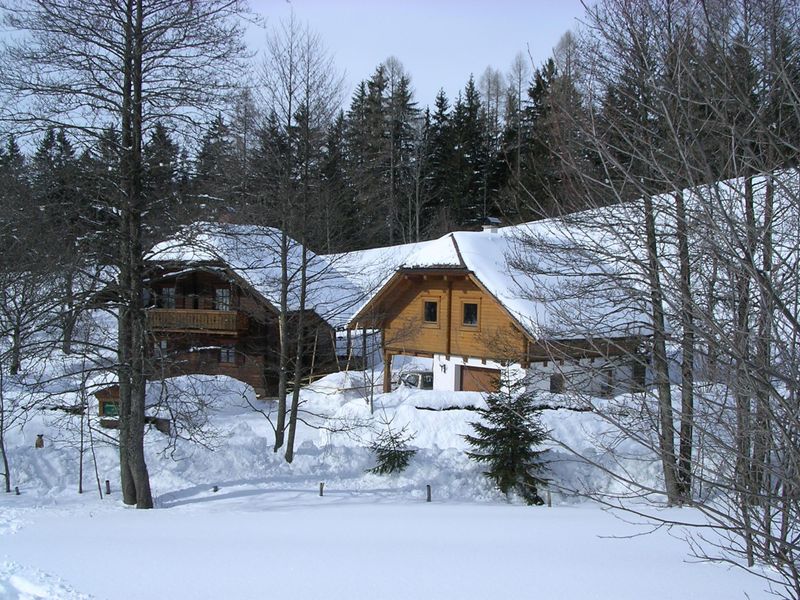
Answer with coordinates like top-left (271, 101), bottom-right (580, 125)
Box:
top-left (0, 372), bottom-right (772, 599)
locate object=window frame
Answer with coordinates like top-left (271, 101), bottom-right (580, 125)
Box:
top-left (153, 339), bottom-right (167, 360)
top-left (421, 297), bottom-right (441, 328)
top-left (219, 345), bottom-right (237, 364)
top-left (460, 299), bottom-right (481, 329)
top-left (160, 286), bottom-right (176, 309)
top-left (215, 287), bottom-right (232, 311)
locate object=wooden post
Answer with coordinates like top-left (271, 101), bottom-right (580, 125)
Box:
top-left (308, 328), bottom-right (319, 383)
top-left (15, 486), bottom-right (20, 496)
top-left (426, 484), bottom-right (431, 502)
top-left (105, 479), bottom-right (111, 495)
top-left (445, 280), bottom-right (453, 357)
top-left (547, 490), bottom-right (552, 507)
top-left (383, 351), bottom-right (392, 393)
top-left (319, 482), bottom-right (324, 497)
top-left (361, 326), bottom-right (368, 369)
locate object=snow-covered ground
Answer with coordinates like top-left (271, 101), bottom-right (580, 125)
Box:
top-left (0, 373), bottom-right (770, 599)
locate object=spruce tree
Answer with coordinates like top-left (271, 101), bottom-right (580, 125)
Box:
top-left (464, 369), bottom-right (548, 505)
top-left (450, 76), bottom-right (486, 228)
top-left (424, 89), bottom-right (454, 235)
top-left (194, 114), bottom-right (236, 217)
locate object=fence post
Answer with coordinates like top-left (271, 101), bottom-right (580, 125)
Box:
top-left (426, 484), bottom-right (431, 502)
top-left (105, 480), bottom-right (111, 495)
top-left (319, 482), bottom-right (324, 497)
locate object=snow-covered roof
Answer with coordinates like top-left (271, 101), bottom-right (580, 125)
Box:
top-left (148, 223), bottom-right (363, 329)
top-left (342, 220), bottom-right (652, 341)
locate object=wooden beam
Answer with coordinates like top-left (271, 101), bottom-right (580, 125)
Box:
top-left (383, 351), bottom-right (392, 393)
top-left (445, 279), bottom-right (453, 357)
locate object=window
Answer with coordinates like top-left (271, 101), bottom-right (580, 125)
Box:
top-left (215, 287), bottom-right (232, 311)
top-left (160, 287), bottom-right (176, 309)
top-left (600, 368), bottom-right (614, 397)
top-left (462, 302), bottom-right (479, 327)
top-left (219, 346), bottom-right (236, 364)
top-left (153, 340), bottom-right (167, 359)
top-left (101, 401), bottom-right (119, 417)
top-left (402, 374), bottom-right (420, 387)
top-left (420, 373), bottom-right (434, 389)
top-left (423, 300), bottom-right (438, 324)
top-left (549, 373), bottom-right (565, 393)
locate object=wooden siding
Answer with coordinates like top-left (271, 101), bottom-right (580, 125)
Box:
top-left (147, 309), bottom-right (249, 334)
top-left (381, 274), bottom-right (527, 362)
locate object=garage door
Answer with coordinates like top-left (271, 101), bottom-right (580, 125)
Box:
top-left (459, 366), bottom-right (500, 392)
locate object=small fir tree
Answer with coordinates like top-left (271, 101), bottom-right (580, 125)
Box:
top-left (368, 418), bottom-right (417, 475)
top-left (464, 369), bottom-right (548, 505)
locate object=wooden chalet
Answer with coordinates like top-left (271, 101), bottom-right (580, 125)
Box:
top-left (97, 223), bottom-right (360, 417)
top-left (348, 225), bottom-right (650, 394)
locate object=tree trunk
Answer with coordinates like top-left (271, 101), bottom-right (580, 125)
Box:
top-left (274, 229), bottom-right (289, 451)
top-left (0, 367), bottom-right (10, 493)
top-left (734, 175), bottom-right (757, 565)
top-left (752, 176), bottom-right (773, 508)
top-left (284, 246), bottom-right (308, 464)
top-left (675, 190), bottom-right (694, 499)
top-left (62, 271), bottom-right (75, 355)
top-left (10, 324), bottom-right (20, 376)
top-left (643, 193), bottom-right (681, 504)
top-left (117, 0), bottom-right (152, 508)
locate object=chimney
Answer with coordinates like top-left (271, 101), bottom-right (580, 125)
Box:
top-left (481, 216), bottom-right (502, 233)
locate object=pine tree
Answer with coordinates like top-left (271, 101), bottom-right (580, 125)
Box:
top-left (450, 76), bottom-right (486, 228)
top-left (143, 122), bottom-right (184, 231)
top-left (194, 114), bottom-right (236, 216)
top-left (319, 111), bottom-right (357, 253)
top-left (424, 89), bottom-right (454, 235)
top-left (464, 369), bottom-right (548, 505)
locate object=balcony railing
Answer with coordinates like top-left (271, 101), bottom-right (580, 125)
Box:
top-left (147, 309), bottom-right (249, 334)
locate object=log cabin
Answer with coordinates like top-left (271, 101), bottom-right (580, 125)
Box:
top-left (96, 223), bottom-right (362, 416)
top-left (347, 223), bottom-right (651, 395)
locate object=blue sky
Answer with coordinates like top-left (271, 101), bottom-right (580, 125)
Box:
top-left (248, 0), bottom-right (587, 109)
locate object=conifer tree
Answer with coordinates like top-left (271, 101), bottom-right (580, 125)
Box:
top-left (450, 76), bottom-right (486, 227)
top-left (195, 114), bottom-right (236, 216)
top-left (424, 89), bottom-right (454, 235)
top-left (464, 369), bottom-right (548, 505)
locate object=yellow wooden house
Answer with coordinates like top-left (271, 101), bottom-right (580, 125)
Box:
top-left (347, 224), bottom-right (649, 394)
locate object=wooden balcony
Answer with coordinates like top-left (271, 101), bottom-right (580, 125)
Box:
top-left (147, 309), bottom-right (249, 335)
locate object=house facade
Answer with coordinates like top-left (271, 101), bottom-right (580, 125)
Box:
top-left (348, 226), bottom-right (650, 395)
top-left (97, 223), bottom-right (358, 416)
top-left (145, 261), bottom-right (282, 398)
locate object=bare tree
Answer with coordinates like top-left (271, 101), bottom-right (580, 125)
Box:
top-left (0, 0), bottom-right (248, 508)
top-left (512, 0), bottom-right (800, 595)
top-left (255, 12), bottom-right (344, 460)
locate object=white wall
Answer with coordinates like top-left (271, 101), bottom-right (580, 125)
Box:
top-left (432, 354), bottom-right (521, 391)
top-left (432, 352), bottom-right (642, 396)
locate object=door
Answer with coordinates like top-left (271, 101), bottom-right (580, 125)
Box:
top-left (459, 366), bottom-right (500, 392)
